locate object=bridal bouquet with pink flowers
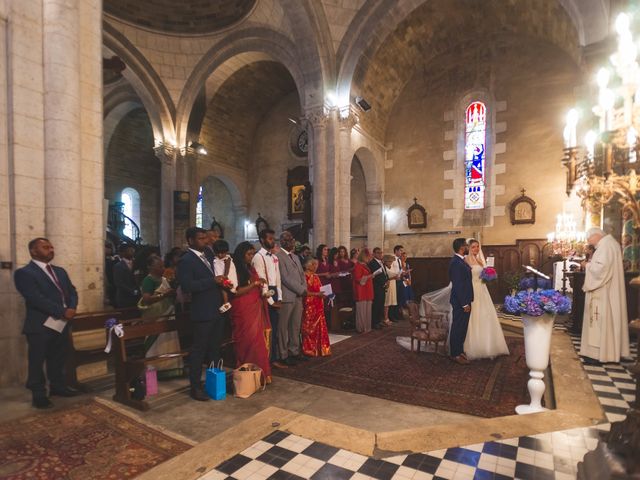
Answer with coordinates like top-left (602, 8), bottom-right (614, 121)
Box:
top-left (479, 266), bottom-right (497, 283)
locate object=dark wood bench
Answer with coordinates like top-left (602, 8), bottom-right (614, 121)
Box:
top-left (112, 313), bottom-right (192, 411)
top-left (65, 308), bottom-right (140, 391)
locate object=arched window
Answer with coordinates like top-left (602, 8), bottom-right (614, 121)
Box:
top-left (196, 186), bottom-right (204, 228)
top-left (121, 187), bottom-right (140, 239)
top-left (464, 101), bottom-right (487, 210)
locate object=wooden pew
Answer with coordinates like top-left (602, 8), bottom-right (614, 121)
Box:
top-left (65, 307), bottom-right (140, 391)
top-left (112, 313), bottom-right (191, 411)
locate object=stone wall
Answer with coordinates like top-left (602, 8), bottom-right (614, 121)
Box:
top-left (248, 92), bottom-right (306, 237)
top-left (383, 38), bottom-right (581, 257)
top-left (200, 176), bottom-right (237, 247)
top-left (105, 108), bottom-right (161, 245)
top-left (350, 156), bottom-right (367, 246)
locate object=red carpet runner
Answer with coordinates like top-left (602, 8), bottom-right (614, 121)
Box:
top-left (0, 400), bottom-right (191, 479)
top-left (275, 326), bottom-right (532, 417)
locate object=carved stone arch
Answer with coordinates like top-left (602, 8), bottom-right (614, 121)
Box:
top-left (176, 27), bottom-right (315, 148)
top-left (103, 83), bottom-right (143, 153)
top-left (103, 22), bottom-right (176, 143)
top-left (351, 146), bottom-right (385, 248)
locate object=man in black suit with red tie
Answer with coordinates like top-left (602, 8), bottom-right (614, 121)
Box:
top-left (176, 227), bottom-right (225, 401)
top-left (449, 238), bottom-right (473, 365)
top-left (14, 238), bottom-right (80, 408)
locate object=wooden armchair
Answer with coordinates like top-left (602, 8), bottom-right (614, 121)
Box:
top-left (407, 301), bottom-right (428, 352)
top-left (414, 300), bottom-right (449, 355)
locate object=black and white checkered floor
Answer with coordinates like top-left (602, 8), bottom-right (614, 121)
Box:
top-left (199, 329), bottom-right (637, 480)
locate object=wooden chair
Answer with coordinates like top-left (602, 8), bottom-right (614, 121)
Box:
top-left (425, 312), bottom-right (448, 355)
top-left (407, 301), bottom-right (429, 352)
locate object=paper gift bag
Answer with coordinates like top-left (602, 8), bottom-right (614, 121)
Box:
top-left (145, 367), bottom-right (158, 396)
top-left (205, 360), bottom-right (226, 400)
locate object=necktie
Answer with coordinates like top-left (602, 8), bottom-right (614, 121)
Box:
top-left (46, 264), bottom-right (66, 302)
top-left (200, 254), bottom-right (214, 273)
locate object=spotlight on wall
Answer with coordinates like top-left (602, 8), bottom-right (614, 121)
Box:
top-left (355, 96), bottom-right (371, 112)
top-left (189, 141), bottom-right (207, 155)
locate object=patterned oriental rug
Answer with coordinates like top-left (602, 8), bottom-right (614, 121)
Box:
top-left (275, 327), bottom-right (531, 418)
top-left (0, 399), bottom-right (192, 479)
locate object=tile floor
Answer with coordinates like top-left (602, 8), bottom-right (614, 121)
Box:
top-left (199, 330), bottom-right (637, 480)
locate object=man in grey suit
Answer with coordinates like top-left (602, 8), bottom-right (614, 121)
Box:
top-left (276, 231), bottom-right (307, 365)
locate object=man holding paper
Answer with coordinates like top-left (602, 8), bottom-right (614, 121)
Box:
top-left (14, 238), bottom-right (79, 408)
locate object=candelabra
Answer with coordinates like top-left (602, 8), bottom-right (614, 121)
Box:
top-left (546, 214), bottom-right (585, 296)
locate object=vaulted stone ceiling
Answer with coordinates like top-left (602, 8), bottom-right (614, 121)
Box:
top-left (104, 0), bottom-right (256, 34)
top-left (200, 61), bottom-right (297, 169)
top-left (352, 0), bottom-right (580, 139)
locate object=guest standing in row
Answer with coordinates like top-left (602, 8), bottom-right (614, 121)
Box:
top-left (113, 243), bottom-right (139, 308)
top-left (231, 242), bottom-right (272, 382)
top-left (140, 255), bottom-right (182, 378)
top-left (252, 229), bottom-right (284, 367)
top-left (383, 254), bottom-right (399, 325)
top-left (302, 258), bottom-right (331, 356)
top-left (368, 247), bottom-right (386, 329)
top-left (276, 231), bottom-right (308, 365)
top-left (353, 249), bottom-right (374, 333)
top-left (14, 238), bottom-right (79, 408)
top-left (176, 227), bottom-right (225, 401)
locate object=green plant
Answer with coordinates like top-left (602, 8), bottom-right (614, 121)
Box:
top-left (502, 271), bottom-right (522, 292)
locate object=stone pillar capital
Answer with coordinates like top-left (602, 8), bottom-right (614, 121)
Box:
top-left (153, 144), bottom-right (177, 165)
top-left (339, 106), bottom-right (359, 131)
top-left (301, 106), bottom-right (329, 130)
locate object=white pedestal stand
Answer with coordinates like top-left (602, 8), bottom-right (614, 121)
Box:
top-left (516, 313), bottom-right (555, 415)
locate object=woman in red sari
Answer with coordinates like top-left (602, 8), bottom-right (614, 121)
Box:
top-left (302, 258), bottom-right (331, 357)
top-left (230, 242), bottom-right (272, 383)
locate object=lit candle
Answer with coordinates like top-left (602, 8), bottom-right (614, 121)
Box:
top-left (564, 109), bottom-right (578, 148)
top-left (585, 130), bottom-right (597, 159)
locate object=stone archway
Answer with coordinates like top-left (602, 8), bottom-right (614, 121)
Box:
top-left (350, 156), bottom-right (368, 248)
top-left (351, 146), bottom-right (384, 249)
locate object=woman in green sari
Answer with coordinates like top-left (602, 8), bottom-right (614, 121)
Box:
top-left (140, 255), bottom-right (183, 378)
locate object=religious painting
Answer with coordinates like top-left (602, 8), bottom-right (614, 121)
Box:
top-left (287, 166), bottom-right (309, 220)
top-left (173, 191), bottom-right (190, 220)
top-left (407, 198), bottom-right (427, 229)
top-left (255, 213), bottom-right (270, 236)
top-left (291, 185), bottom-right (305, 215)
top-left (509, 190), bottom-right (536, 225)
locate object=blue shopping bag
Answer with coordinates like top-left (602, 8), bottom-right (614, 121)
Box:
top-left (205, 360), bottom-right (226, 400)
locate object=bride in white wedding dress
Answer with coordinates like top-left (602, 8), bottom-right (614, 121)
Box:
top-left (464, 239), bottom-right (509, 360)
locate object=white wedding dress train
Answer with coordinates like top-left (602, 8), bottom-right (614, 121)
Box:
top-left (464, 265), bottom-right (509, 359)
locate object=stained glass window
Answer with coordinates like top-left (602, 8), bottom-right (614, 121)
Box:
top-left (464, 101), bottom-right (487, 210)
top-left (121, 187), bottom-right (140, 239)
top-left (196, 186), bottom-right (204, 228)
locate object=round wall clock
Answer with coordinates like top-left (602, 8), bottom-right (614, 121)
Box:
top-left (291, 129), bottom-right (308, 157)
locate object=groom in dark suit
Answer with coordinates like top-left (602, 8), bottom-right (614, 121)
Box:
top-left (449, 238), bottom-right (473, 365)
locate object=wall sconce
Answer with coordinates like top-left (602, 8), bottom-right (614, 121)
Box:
top-left (355, 96), bottom-right (371, 112)
top-left (189, 141), bottom-right (207, 155)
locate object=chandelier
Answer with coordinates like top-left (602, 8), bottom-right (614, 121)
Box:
top-left (562, 13), bottom-right (640, 229)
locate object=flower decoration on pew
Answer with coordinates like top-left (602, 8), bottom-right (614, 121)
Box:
top-left (503, 289), bottom-right (572, 317)
top-left (104, 317), bottom-right (124, 353)
top-left (479, 267), bottom-right (497, 283)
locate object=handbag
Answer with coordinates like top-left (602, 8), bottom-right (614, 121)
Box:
top-left (205, 360), bottom-right (226, 400)
top-left (233, 363), bottom-right (266, 399)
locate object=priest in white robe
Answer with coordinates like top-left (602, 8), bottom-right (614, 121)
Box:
top-left (580, 228), bottom-right (630, 362)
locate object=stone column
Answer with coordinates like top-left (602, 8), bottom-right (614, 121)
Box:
top-left (303, 107), bottom-right (329, 247)
top-left (336, 109), bottom-right (359, 248)
top-left (43, 0), bottom-right (84, 293)
top-left (154, 145), bottom-right (177, 252)
top-left (366, 190), bottom-right (384, 249)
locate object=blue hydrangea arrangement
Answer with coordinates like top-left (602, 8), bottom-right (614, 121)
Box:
top-left (503, 289), bottom-right (571, 317)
